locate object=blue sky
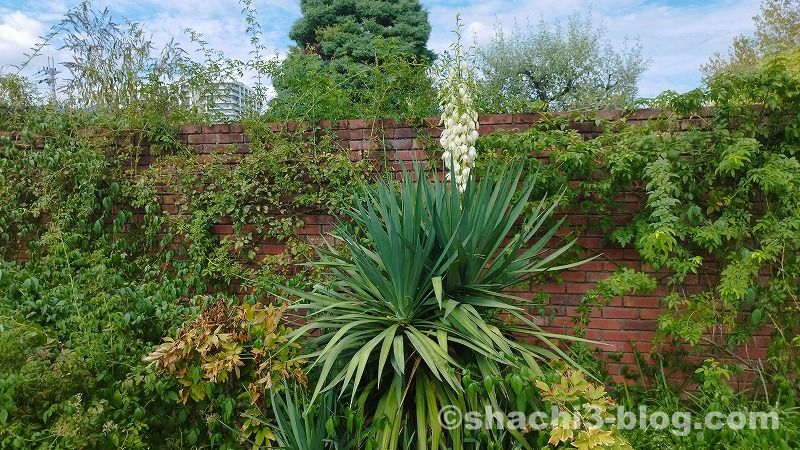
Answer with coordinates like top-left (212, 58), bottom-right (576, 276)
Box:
top-left (0, 0), bottom-right (761, 99)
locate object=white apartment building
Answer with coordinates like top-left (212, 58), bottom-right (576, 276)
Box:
top-left (184, 81), bottom-right (255, 121)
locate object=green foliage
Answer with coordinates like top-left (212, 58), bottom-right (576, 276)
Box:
top-left (536, 365), bottom-right (632, 450)
top-left (281, 163), bottom-right (592, 449)
top-left (0, 107), bottom-right (212, 447)
top-left (573, 268), bottom-right (658, 338)
top-left (271, 384), bottom-right (368, 450)
top-left (475, 12), bottom-right (648, 112)
top-left (289, 0), bottom-right (434, 63)
top-left (0, 9), bottom-right (373, 441)
top-left (264, 0), bottom-right (439, 124)
top-left (0, 73), bottom-right (41, 128)
top-left (480, 58), bottom-right (800, 400)
top-left (141, 122), bottom-right (375, 294)
top-left (25, 1), bottom-right (211, 128)
top-left (266, 43), bottom-right (438, 123)
top-left (703, 0), bottom-right (800, 78)
top-left (619, 358), bottom-right (800, 449)
top-left (146, 297), bottom-right (306, 449)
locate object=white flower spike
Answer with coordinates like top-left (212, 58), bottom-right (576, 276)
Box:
top-left (439, 17), bottom-right (479, 193)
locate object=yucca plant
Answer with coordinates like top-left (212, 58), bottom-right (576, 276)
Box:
top-left (271, 386), bottom-right (367, 450)
top-left (282, 162), bottom-right (591, 449)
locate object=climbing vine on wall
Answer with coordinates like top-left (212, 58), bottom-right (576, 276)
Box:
top-left (479, 57), bottom-right (800, 396)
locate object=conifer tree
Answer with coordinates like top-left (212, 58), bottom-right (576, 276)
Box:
top-left (288, 0), bottom-right (434, 63)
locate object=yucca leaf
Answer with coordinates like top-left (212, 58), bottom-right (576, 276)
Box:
top-left (405, 326), bottom-right (461, 391)
top-left (415, 376), bottom-right (427, 450)
top-left (391, 334), bottom-right (405, 375)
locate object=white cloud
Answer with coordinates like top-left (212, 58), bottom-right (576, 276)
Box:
top-left (0, 12), bottom-right (46, 69)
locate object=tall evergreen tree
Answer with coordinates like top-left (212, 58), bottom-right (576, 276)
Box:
top-left (288, 0), bottom-right (434, 63)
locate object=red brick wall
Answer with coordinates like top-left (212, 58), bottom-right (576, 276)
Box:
top-left (133, 108), bottom-right (768, 388)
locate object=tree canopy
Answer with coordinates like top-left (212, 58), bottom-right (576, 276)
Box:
top-left (288, 0), bottom-right (434, 63)
top-left (474, 12), bottom-right (648, 112)
top-left (703, 0), bottom-right (800, 78)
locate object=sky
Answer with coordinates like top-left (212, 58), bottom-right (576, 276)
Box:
top-left (0, 0), bottom-right (762, 99)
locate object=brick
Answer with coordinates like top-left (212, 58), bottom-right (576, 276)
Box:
top-left (478, 125), bottom-right (496, 135)
top-left (625, 108), bottom-right (664, 121)
top-left (263, 244), bottom-right (286, 255)
top-left (591, 318), bottom-right (623, 330)
top-left (348, 119), bottom-right (370, 129)
top-left (568, 122), bottom-right (596, 133)
top-left (595, 109), bottom-right (623, 120)
top-left (217, 133), bottom-right (244, 144)
top-left (559, 270), bottom-right (585, 282)
top-left (480, 114), bottom-right (513, 125)
top-left (623, 249), bottom-right (644, 260)
top-left (187, 133), bottom-right (217, 144)
top-left (512, 113), bottom-right (544, 123)
top-left (583, 329), bottom-right (603, 340)
top-left (393, 127), bottom-right (419, 139)
top-left (566, 306), bottom-right (600, 318)
top-left (411, 139), bottom-right (429, 149)
top-left (599, 248), bottom-right (625, 260)
top-left (395, 149), bottom-right (426, 161)
top-left (600, 341), bottom-right (627, 352)
top-left (422, 116), bottom-right (441, 128)
top-left (544, 317), bottom-right (572, 330)
top-left (567, 215), bottom-right (590, 226)
top-left (115, 110), bottom-right (774, 392)
top-left (603, 330), bottom-right (638, 342)
top-left (211, 224), bottom-right (233, 234)
top-left (639, 308), bottom-right (663, 320)
top-left (585, 271), bottom-right (612, 282)
top-left (335, 129), bottom-right (350, 140)
top-left (623, 296), bottom-right (661, 308)
top-left (635, 342), bottom-right (652, 353)
top-left (181, 124), bottom-right (202, 134)
top-left (350, 140), bottom-right (377, 151)
top-left (566, 283), bottom-right (593, 294)
top-left (303, 214), bottom-right (335, 225)
top-left (202, 124), bottom-right (230, 134)
top-left (387, 139), bottom-right (413, 151)
top-left (578, 260), bottom-right (603, 272)
top-left (621, 319), bottom-right (657, 331)
top-left (602, 308), bottom-right (639, 319)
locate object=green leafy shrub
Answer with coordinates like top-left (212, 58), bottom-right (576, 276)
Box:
top-left (619, 358), bottom-right (800, 449)
top-left (146, 296), bottom-right (306, 449)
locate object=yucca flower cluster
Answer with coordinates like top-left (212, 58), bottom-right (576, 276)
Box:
top-left (439, 45), bottom-right (479, 193)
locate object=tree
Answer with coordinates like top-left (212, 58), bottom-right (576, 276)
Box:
top-left (265, 44), bottom-right (438, 122)
top-left (267, 0), bottom-right (437, 122)
top-left (288, 0), bottom-right (434, 63)
top-left (474, 12), bottom-right (648, 112)
top-left (703, 0), bottom-right (800, 78)
top-left (0, 73), bottom-right (40, 128)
